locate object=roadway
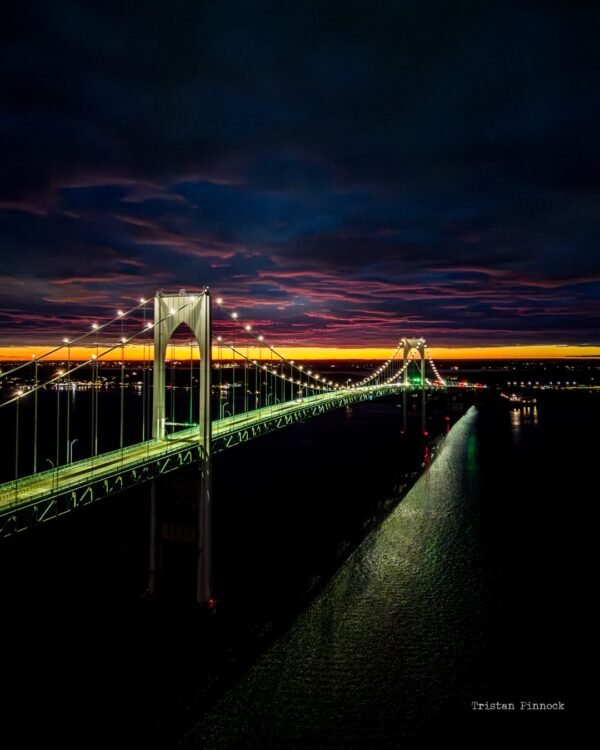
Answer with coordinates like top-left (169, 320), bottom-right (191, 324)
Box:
top-left (0, 386), bottom-right (404, 514)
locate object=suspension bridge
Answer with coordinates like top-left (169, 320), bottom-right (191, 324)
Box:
top-left (0, 289), bottom-right (449, 603)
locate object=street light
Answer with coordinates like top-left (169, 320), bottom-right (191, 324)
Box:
top-left (45, 458), bottom-right (56, 490)
top-left (69, 438), bottom-right (79, 464)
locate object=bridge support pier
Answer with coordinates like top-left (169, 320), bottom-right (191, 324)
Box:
top-left (196, 458), bottom-right (212, 605)
top-left (148, 479), bottom-right (159, 597)
top-left (146, 473), bottom-right (212, 604)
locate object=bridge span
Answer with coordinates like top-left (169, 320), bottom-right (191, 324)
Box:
top-left (0, 385), bottom-right (413, 537)
top-left (0, 289), bottom-right (450, 602)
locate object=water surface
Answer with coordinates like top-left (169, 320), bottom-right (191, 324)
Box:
top-left (181, 408), bottom-right (487, 749)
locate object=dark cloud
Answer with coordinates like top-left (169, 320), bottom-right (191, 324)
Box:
top-left (0, 1), bottom-right (598, 348)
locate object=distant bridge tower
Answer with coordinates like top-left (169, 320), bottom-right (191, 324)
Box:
top-left (402, 337), bottom-right (427, 434)
top-left (402, 338), bottom-right (426, 388)
top-left (151, 289), bottom-right (212, 604)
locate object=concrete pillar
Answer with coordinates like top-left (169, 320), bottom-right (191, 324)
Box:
top-left (148, 478), bottom-right (158, 596)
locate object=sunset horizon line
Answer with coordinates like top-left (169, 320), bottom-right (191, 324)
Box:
top-left (1, 344), bottom-right (599, 363)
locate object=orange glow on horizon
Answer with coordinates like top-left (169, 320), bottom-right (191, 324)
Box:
top-left (0, 343), bottom-right (599, 362)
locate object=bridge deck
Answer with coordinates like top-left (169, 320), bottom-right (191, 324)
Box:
top-left (0, 385), bottom-right (419, 535)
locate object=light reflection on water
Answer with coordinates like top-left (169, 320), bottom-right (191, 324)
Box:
top-left (511, 407), bottom-right (521, 431)
top-left (511, 403), bottom-right (539, 441)
top-left (180, 407), bottom-right (486, 750)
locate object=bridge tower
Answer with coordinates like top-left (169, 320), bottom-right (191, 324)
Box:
top-left (402, 338), bottom-right (426, 387)
top-left (151, 289), bottom-right (212, 605)
top-left (402, 338), bottom-right (427, 434)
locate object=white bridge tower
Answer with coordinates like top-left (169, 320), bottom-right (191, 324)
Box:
top-left (151, 289), bottom-right (212, 604)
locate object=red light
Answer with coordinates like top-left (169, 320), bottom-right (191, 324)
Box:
top-left (208, 597), bottom-right (216, 609)
top-left (423, 431), bottom-right (429, 437)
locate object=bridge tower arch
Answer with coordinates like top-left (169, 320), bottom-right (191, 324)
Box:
top-left (402, 338), bottom-right (426, 388)
top-left (151, 289), bottom-right (212, 604)
top-left (152, 289), bottom-right (211, 440)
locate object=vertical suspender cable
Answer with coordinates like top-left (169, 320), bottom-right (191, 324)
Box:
top-left (231, 333), bottom-right (236, 417)
top-left (91, 359), bottom-right (95, 466)
top-left (94, 352), bottom-right (99, 457)
top-left (14, 395), bottom-right (20, 500)
top-left (65, 343), bottom-right (71, 465)
top-left (120, 317), bottom-right (125, 454)
top-left (255, 343), bottom-right (259, 409)
top-left (33, 359), bottom-right (38, 474)
top-left (270, 347), bottom-right (274, 411)
top-left (91, 341), bottom-right (99, 461)
top-left (120, 344), bottom-right (125, 458)
top-left (245, 345), bottom-right (251, 422)
top-left (170, 354), bottom-right (175, 428)
top-left (218, 338), bottom-right (222, 418)
top-left (142, 302), bottom-right (147, 442)
top-left (189, 337), bottom-right (193, 425)
top-left (244, 340), bottom-right (248, 416)
top-left (55, 375), bottom-right (61, 481)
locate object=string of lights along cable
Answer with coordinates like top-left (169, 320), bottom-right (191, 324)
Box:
top-left (0, 288), bottom-right (450, 537)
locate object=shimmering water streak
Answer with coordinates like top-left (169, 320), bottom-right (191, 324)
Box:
top-left (180, 407), bottom-right (487, 750)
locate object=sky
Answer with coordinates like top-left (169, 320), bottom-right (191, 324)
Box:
top-left (1, 1), bottom-right (599, 357)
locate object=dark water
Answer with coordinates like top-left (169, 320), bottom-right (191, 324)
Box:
top-left (0, 392), bottom-right (587, 748)
top-left (179, 395), bottom-right (584, 749)
top-left (181, 408), bottom-right (484, 750)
